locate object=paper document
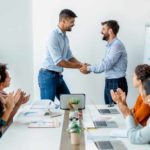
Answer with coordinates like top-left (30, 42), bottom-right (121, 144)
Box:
top-left (28, 121), bottom-right (60, 128)
top-left (109, 129), bottom-right (127, 138)
top-left (30, 100), bottom-right (50, 109)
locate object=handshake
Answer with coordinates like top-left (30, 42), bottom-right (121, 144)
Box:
top-left (79, 63), bottom-right (90, 74)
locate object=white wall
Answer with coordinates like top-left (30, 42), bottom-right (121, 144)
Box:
top-left (1, 0), bottom-right (150, 106)
top-left (143, 24), bottom-right (150, 64)
top-left (33, 0), bottom-right (150, 106)
top-left (0, 0), bottom-right (33, 98)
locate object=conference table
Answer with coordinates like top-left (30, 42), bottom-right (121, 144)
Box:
top-left (0, 101), bottom-right (149, 150)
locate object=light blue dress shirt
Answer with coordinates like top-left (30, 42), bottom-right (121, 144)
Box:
top-left (41, 26), bottom-right (73, 73)
top-left (88, 38), bottom-right (127, 79)
top-left (126, 115), bottom-right (150, 144)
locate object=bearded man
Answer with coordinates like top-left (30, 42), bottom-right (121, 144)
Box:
top-left (80, 20), bottom-right (128, 107)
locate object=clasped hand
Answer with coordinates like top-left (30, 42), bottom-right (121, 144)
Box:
top-left (79, 63), bottom-right (90, 74)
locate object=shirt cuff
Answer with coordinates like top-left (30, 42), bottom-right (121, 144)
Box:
top-left (0, 119), bottom-right (6, 127)
top-left (87, 66), bottom-right (92, 72)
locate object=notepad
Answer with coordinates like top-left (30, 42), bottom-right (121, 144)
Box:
top-left (109, 129), bottom-right (127, 138)
top-left (28, 121), bottom-right (60, 128)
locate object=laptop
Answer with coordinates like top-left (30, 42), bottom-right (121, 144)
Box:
top-left (60, 94), bottom-right (85, 110)
top-left (93, 121), bottom-right (118, 128)
top-left (98, 109), bottom-right (119, 114)
top-left (94, 140), bottom-right (127, 150)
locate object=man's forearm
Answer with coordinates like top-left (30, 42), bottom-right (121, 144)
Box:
top-left (69, 57), bottom-right (81, 64)
top-left (57, 60), bottom-right (82, 68)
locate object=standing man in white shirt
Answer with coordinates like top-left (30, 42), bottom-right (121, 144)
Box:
top-left (80, 20), bottom-right (128, 107)
top-left (38, 9), bottom-right (82, 101)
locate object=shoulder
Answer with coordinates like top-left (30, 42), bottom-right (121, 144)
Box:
top-left (113, 38), bottom-right (125, 48)
top-left (47, 28), bottom-right (60, 42)
top-left (49, 28), bottom-right (59, 38)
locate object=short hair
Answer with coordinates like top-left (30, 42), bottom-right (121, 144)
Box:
top-left (0, 63), bottom-right (7, 84)
top-left (143, 78), bottom-right (150, 95)
top-left (59, 9), bottom-right (77, 21)
top-left (135, 64), bottom-right (150, 83)
top-left (101, 20), bottom-right (119, 35)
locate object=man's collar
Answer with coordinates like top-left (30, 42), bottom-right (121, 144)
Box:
top-left (56, 26), bottom-right (66, 36)
top-left (106, 37), bottom-right (117, 47)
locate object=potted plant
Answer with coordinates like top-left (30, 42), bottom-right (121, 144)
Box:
top-left (68, 120), bottom-right (81, 145)
top-left (68, 98), bottom-right (80, 110)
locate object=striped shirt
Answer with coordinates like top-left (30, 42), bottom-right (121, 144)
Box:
top-left (88, 38), bottom-right (127, 79)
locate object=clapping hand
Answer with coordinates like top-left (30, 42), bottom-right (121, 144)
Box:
top-left (110, 88), bottom-right (126, 105)
top-left (5, 92), bottom-right (15, 111)
top-left (110, 88), bottom-right (130, 118)
top-left (13, 89), bottom-right (22, 104)
top-left (21, 91), bottom-right (30, 104)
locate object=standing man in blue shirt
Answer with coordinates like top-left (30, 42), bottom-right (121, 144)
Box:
top-left (80, 20), bottom-right (128, 107)
top-left (38, 9), bottom-right (82, 101)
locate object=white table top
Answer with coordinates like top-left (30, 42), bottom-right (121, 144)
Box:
top-left (0, 103), bottom-right (150, 150)
top-left (0, 102), bottom-right (64, 150)
top-left (84, 105), bottom-right (150, 150)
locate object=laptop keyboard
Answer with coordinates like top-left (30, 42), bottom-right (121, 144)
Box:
top-left (95, 141), bottom-right (114, 150)
top-left (98, 109), bottom-right (119, 114)
top-left (93, 121), bottom-right (107, 127)
top-left (98, 109), bottom-right (110, 113)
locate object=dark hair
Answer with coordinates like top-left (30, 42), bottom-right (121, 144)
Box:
top-left (143, 78), bottom-right (150, 95)
top-left (101, 20), bottom-right (119, 35)
top-left (135, 64), bottom-right (150, 83)
top-left (0, 63), bottom-right (7, 84)
top-left (59, 9), bottom-right (77, 21)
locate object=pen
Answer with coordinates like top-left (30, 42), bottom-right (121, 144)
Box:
top-left (84, 127), bottom-right (96, 130)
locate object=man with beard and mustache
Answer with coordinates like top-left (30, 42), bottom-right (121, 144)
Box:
top-left (38, 9), bottom-right (83, 101)
top-left (80, 20), bottom-right (128, 107)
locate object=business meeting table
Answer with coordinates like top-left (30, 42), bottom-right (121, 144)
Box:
top-left (0, 101), bottom-right (149, 150)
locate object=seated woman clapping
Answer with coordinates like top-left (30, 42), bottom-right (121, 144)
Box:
top-left (131, 64), bottom-right (150, 126)
top-left (0, 63), bottom-right (30, 104)
top-left (110, 78), bottom-right (150, 144)
top-left (0, 63), bottom-right (30, 135)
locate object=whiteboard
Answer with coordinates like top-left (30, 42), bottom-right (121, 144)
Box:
top-left (143, 24), bottom-right (150, 64)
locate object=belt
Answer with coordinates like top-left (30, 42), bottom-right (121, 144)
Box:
top-left (106, 77), bottom-right (126, 81)
top-left (40, 68), bottom-right (61, 75)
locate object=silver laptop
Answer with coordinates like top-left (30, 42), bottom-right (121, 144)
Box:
top-left (60, 94), bottom-right (85, 110)
top-left (93, 121), bottom-right (118, 128)
top-left (98, 109), bottom-right (119, 114)
top-left (94, 140), bottom-right (127, 150)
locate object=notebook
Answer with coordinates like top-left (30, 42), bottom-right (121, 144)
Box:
top-left (93, 121), bottom-right (118, 128)
top-left (94, 140), bottom-right (127, 150)
top-left (98, 109), bottom-right (119, 114)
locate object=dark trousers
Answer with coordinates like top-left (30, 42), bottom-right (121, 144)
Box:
top-left (38, 69), bottom-right (70, 101)
top-left (104, 77), bottom-right (128, 104)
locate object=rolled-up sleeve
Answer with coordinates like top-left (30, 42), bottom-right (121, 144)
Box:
top-left (126, 115), bottom-right (150, 144)
top-left (89, 44), bottom-right (122, 73)
top-left (47, 32), bottom-right (63, 65)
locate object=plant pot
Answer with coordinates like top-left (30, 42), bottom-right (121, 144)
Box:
top-left (72, 104), bottom-right (79, 110)
top-left (70, 133), bottom-right (80, 145)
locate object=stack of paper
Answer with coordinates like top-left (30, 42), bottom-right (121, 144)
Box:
top-left (28, 121), bottom-right (60, 128)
